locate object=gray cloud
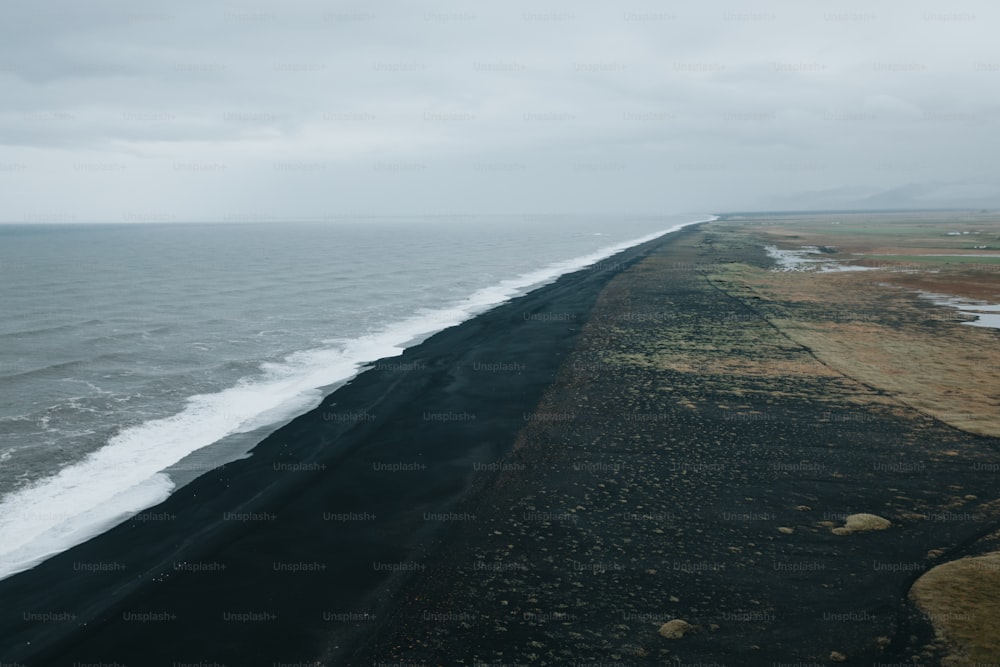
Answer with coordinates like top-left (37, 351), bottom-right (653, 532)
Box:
top-left (2, 0), bottom-right (999, 221)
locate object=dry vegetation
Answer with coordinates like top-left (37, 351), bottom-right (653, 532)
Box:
top-left (739, 210), bottom-right (1000, 301)
top-left (709, 212), bottom-right (1000, 437)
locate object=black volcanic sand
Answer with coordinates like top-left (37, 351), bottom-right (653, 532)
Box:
top-left (351, 227), bottom-right (1000, 666)
top-left (0, 229), bottom-right (686, 667)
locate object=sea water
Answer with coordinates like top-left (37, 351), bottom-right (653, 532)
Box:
top-left (0, 213), bottom-right (711, 579)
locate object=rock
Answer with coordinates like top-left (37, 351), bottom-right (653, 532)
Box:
top-left (830, 650), bottom-right (847, 661)
top-left (658, 619), bottom-right (694, 639)
top-left (778, 526), bottom-right (794, 535)
top-left (831, 513), bottom-right (891, 535)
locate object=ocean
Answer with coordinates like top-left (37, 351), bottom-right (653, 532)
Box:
top-left (0, 213), bottom-right (710, 580)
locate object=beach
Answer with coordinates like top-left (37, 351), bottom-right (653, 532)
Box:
top-left (4, 215), bottom-right (1000, 666)
top-left (349, 215), bottom-right (1000, 666)
top-left (0, 224), bottom-right (690, 666)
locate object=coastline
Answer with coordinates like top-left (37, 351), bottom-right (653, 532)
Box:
top-left (349, 219), bottom-right (1000, 665)
top-left (0, 216), bottom-right (713, 584)
top-left (0, 223), bottom-right (703, 665)
top-left (6, 213), bottom-right (997, 665)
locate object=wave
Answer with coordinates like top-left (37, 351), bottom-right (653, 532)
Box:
top-left (0, 320), bottom-right (103, 340)
top-left (0, 352), bottom-right (146, 382)
top-left (0, 215), bottom-right (715, 581)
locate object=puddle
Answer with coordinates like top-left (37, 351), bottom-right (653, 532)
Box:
top-left (917, 291), bottom-right (1000, 330)
top-left (764, 245), bottom-right (877, 273)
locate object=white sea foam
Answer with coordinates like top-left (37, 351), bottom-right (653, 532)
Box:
top-left (0, 215), bottom-right (714, 581)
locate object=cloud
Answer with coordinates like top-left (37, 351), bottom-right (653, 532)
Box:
top-left (2, 0), bottom-right (999, 220)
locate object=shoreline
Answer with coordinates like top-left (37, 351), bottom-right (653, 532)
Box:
top-left (0, 223), bottom-right (703, 665)
top-left (0, 217), bottom-right (713, 584)
top-left (349, 219), bottom-right (1000, 665)
top-left (8, 213), bottom-right (995, 665)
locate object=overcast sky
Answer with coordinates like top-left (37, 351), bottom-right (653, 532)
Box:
top-left (2, 0), bottom-right (999, 222)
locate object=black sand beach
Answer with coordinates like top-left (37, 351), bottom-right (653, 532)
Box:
top-left (0, 227), bottom-right (684, 666)
top-left (349, 224), bottom-right (1000, 666)
top-left (4, 221), bottom-right (999, 667)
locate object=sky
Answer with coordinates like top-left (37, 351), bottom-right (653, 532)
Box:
top-left (2, 0), bottom-right (999, 222)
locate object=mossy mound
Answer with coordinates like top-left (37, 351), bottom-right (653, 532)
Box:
top-left (910, 552), bottom-right (1000, 666)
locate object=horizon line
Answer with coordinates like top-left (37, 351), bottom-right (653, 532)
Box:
top-left (1, 207), bottom-right (996, 225)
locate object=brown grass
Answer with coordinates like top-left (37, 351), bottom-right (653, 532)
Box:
top-left (766, 315), bottom-right (1000, 436)
top-left (883, 271), bottom-right (1000, 303)
top-left (706, 221), bottom-right (1000, 437)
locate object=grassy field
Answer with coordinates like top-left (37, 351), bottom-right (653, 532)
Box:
top-left (706, 214), bottom-right (1000, 437)
top-left (860, 254), bottom-right (1000, 265)
top-left (724, 210), bottom-right (1000, 258)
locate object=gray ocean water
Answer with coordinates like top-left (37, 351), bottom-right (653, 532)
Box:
top-left (0, 214), bottom-right (707, 578)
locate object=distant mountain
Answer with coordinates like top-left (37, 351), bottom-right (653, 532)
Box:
top-left (763, 181), bottom-right (1000, 211)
